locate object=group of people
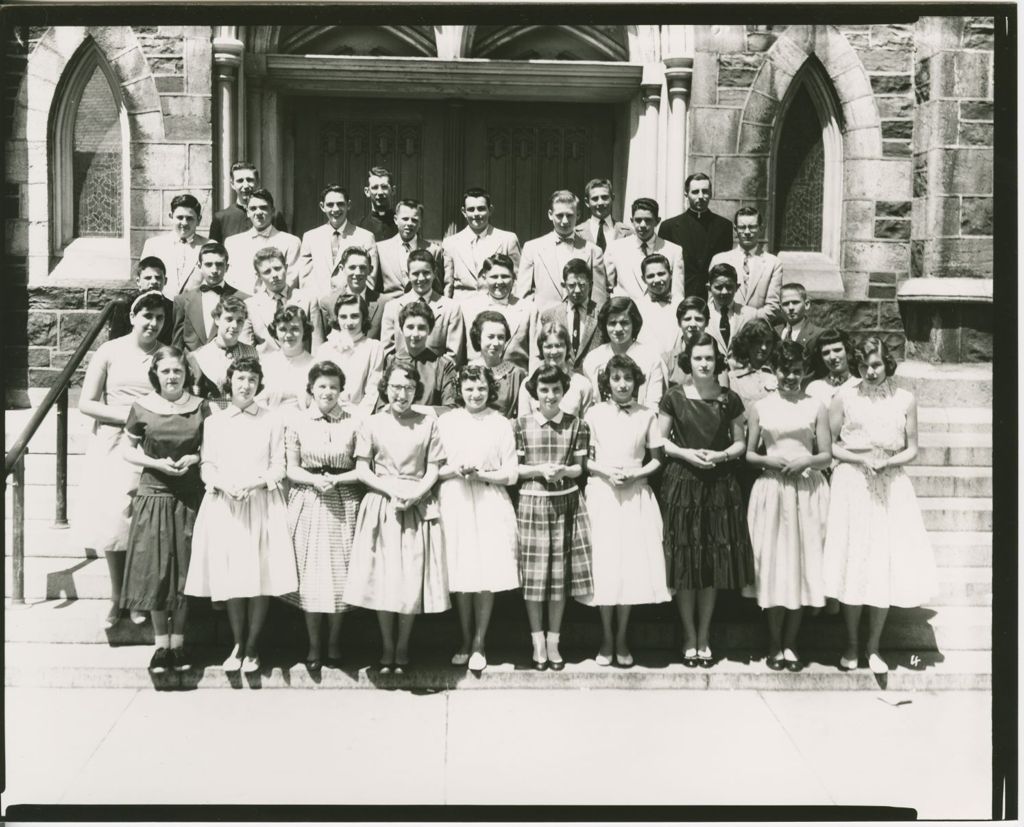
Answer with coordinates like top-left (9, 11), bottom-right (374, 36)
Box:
top-left (77, 163), bottom-right (937, 679)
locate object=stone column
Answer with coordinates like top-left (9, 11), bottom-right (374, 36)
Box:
top-left (213, 36), bottom-right (244, 210)
top-left (663, 57), bottom-right (693, 218)
top-left (638, 65), bottom-right (663, 201)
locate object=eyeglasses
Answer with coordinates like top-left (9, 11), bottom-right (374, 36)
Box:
top-left (387, 384), bottom-right (417, 394)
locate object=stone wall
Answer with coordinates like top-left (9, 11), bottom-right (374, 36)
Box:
top-left (4, 25), bottom-right (212, 403)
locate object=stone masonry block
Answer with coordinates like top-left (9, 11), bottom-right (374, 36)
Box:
top-left (881, 120), bottom-right (913, 140)
top-left (110, 47), bottom-right (148, 83)
top-left (844, 95), bottom-right (880, 132)
top-left (870, 74), bottom-right (912, 95)
top-left (746, 32), bottom-right (776, 53)
top-left (690, 52), bottom-right (719, 107)
top-left (910, 239), bottom-right (924, 278)
top-left (185, 36), bottom-right (212, 95)
top-left (923, 195), bottom-right (962, 238)
top-left (742, 90), bottom-right (778, 126)
top-left (137, 31), bottom-right (183, 58)
top-left (843, 240), bottom-right (910, 272)
top-left (130, 187), bottom-right (166, 228)
top-left (809, 300), bottom-right (878, 331)
top-left (766, 34), bottom-right (809, 78)
top-left (694, 25), bottom-right (746, 53)
top-left (868, 283), bottom-right (897, 300)
top-left (187, 143), bottom-right (213, 188)
top-left (121, 77), bottom-right (161, 114)
top-left (160, 95), bottom-right (212, 141)
top-left (85, 285), bottom-right (138, 309)
top-left (27, 286), bottom-right (85, 309)
top-left (883, 141), bottom-right (911, 158)
top-left (874, 219), bottom-right (911, 240)
top-left (844, 159), bottom-right (911, 200)
top-left (843, 199), bottom-right (876, 239)
top-left (876, 200), bottom-right (911, 218)
top-left (831, 65), bottom-right (873, 105)
top-left (716, 89), bottom-right (748, 107)
top-left (90, 27), bottom-right (134, 57)
top-left (927, 52), bottom-right (957, 98)
top-left (27, 346), bottom-right (50, 367)
top-left (877, 300), bottom-right (904, 328)
top-left (690, 107), bottom-right (741, 155)
top-left (923, 236), bottom-right (992, 278)
top-left (25, 43), bottom-right (67, 87)
top-left (26, 311), bottom-right (57, 346)
top-left (954, 52), bottom-right (991, 99)
top-left (844, 127), bottom-right (883, 160)
top-left (737, 123), bottom-right (772, 154)
top-left (718, 66), bottom-right (757, 88)
top-left (911, 195), bottom-right (926, 238)
top-left (878, 96), bottom-right (913, 119)
top-left (914, 58), bottom-right (930, 103)
top-left (870, 24), bottom-right (914, 48)
top-left (939, 148), bottom-right (993, 195)
top-left (130, 143), bottom-right (187, 188)
top-left (962, 19), bottom-right (995, 51)
top-left (960, 197), bottom-right (993, 236)
top-left (713, 156), bottom-right (766, 199)
top-left (959, 122), bottom-right (993, 147)
top-left (914, 17), bottom-right (965, 60)
top-left (859, 48), bottom-right (912, 73)
top-left (812, 26), bottom-right (863, 76)
top-left (58, 311), bottom-right (109, 351)
top-left (128, 110), bottom-right (166, 142)
top-left (750, 61), bottom-right (793, 102)
top-left (29, 368), bottom-right (86, 390)
top-left (6, 220), bottom-right (28, 257)
top-left (960, 100), bottom-right (993, 121)
top-left (155, 76), bottom-right (185, 94)
top-left (150, 57), bottom-right (184, 75)
top-left (913, 100), bottom-right (959, 154)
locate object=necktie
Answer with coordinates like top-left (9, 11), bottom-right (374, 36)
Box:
top-left (402, 241), bottom-right (412, 285)
top-left (331, 230), bottom-right (341, 262)
top-left (640, 240), bottom-right (649, 256)
top-left (719, 309), bottom-right (731, 347)
top-left (787, 326), bottom-right (796, 342)
top-left (596, 221), bottom-right (607, 252)
top-left (571, 306), bottom-right (581, 354)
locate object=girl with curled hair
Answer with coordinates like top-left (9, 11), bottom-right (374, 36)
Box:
top-left (469, 310), bottom-right (526, 417)
top-left (822, 337), bottom-right (937, 676)
top-left (806, 328), bottom-right (859, 406)
top-left (727, 318), bottom-right (779, 414)
top-left (185, 356), bottom-right (298, 674)
top-left (582, 296), bottom-right (665, 409)
top-left (437, 364), bottom-right (520, 671)
top-left (258, 305), bottom-right (316, 413)
top-left (185, 295), bottom-right (260, 409)
top-left (314, 292), bottom-right (386, 414)
top-left (518, 321), bottom-right (594, 418)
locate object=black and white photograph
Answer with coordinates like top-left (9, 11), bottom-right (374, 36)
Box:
top-left (1, 4), bottom-right (1014, 820)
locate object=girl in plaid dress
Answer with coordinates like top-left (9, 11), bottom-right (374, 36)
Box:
top-left (514, 364), bottom-right (594, 671)
top-left (282, 361), bottom-right (363, 672)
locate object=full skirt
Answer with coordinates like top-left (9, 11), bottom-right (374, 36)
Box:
top-left (282, 482), bottom-right (362, 613)
top-left (342, 491), bottom-right (450, 614)
top-left (744, 469), bottom-right (829, 609)
top-left (184, 487), bottom-right (298, 601)
top-left (76, 424), bottom-right (141, 553)
top-left (822, 463), bottom-right (937, 608)
top-left (580, 478), bottom-right (670, 606)
top-left (516, 490), bottom-right (593, 602)
top-left (439, 478), bottom-right (519, 593)
top-left (660, 461), bottom-right (755, 591)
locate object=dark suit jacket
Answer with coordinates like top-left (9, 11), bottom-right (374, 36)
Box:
top-left (171, 285), bottom-right (251, 354)
top-left (658, 209), bottom-right (733, 298)
top-left (536, 300), bottom-right (601, 372)
top-left (358, 211), bottom-right (398, 243)
top-left (209, 204), bottom-right (288, 243)
top-left (315, 287), bottom-right (385, 343)
top-left (775, 320), bottom-right (825, 383)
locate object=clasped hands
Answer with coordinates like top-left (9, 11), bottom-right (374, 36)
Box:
top-left (681, 448), bottom-right (730, 470)
top-left (154, 454), bottom-right (199, 478)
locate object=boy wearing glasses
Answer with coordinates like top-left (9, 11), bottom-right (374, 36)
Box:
top-left (708, 206), bottom-right (783, 322)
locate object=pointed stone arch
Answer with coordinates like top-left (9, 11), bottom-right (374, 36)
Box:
top-left (465, 25), bottom-right (630, 61)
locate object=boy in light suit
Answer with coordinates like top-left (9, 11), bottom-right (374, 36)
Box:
top-left (709, 206), bottom-right (783, 322)
top-left (297, 184), bottom-right (379, 297)
top-left (376, 199), bottom-right (442, 298)
top-left (576, 177), bottom-right (632, 251)
top-left (442, 187), bottom-right (521, 301)
top-left (140, 194), bottom-right (210, 298)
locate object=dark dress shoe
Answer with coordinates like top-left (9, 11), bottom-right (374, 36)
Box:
top-left (548, 659), bottom-right (565, 671)
top-left (305, 659), bottom-right (322, 672)
top-left (149, 648), bottom-right (171, 674)
top-left (172, 648), bottom-right (192, 672)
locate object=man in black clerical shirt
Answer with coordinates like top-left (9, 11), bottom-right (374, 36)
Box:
top-left (657, 172), bottom-right (733, 299)
top-left (357, 165), bottom-right (398, 242)
top-left (209, 161), bottom-right (288, 242)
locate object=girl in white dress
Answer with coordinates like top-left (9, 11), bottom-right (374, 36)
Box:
top-left (185, 357), bottom-right (298, 674)
top-left (78, 290), bottom-right (165, 628)
top-left (744, 342), bottom-right (832, 671)
top-left (314, 292), bottom-right (385, 414)
top-left (823, 337), bottom-right (937, 675)
top-left (582, 354), bottom-right (670, 667)
top-left (582, 296), bottom-right (665, 409)
top-left (438, 364), bottom-right (520, 671)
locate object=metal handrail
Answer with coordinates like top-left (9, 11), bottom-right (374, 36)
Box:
top-left (4, 299), bottom-right (126, 604)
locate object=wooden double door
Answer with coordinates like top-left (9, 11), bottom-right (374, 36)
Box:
top-left (290, 97), bottom-right (616, 241)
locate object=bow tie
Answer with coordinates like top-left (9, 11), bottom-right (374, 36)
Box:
top-left (199, 283), bottom-right (225, 294)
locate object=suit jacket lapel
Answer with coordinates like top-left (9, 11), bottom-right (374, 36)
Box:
top-left (186, 292), bottom-right (209, 344)
top-left (545, 236), bottom-right (565, 301)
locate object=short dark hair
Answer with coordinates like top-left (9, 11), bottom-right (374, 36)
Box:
top-left (480, 253), bottom-right (515, 278)
top-left (169, 193), bottom-right (202, 217)
top-left (598, 296), bottom-right (644, 341)
top-left (456, 363), bottom-right (499, 407)
top-left (248, 188), bottom-right (275, 208)
top-left (781, 282), bottom-right (808, 301)
top-left (340, 246), bottom-right (371, 267)
top-left (640, 253), bottom-right (670, 277)
top-left (306, 360), bottom-right (345, 395)
top-left (225, 355), bottom-right (265, 396)
top-left (198, 241), bottom-right (228, 264)
top-left (811, 328), bottom-right (857, 378)
top-left (379, 357), bottom-right (424, 402)
top-left (708, 262), bottom-right (739, 285)
top-left (535, 320), bottom-right (571, 354)
top-left (137, 256), bottom-right (166, 278)
top-left (470, 310), bottom-right (510, 351)
top-left (253, 246), bottom-right (286, 273)
top-left (320, 184), bottom-right (348, 203)
top-left (407, 248), bottom-right (435, 270)
top-left (367, 166), bottom-right (393, 184)
top-left (853, 336), bottom-right (898, 378)
top-left (770, 340), bottom-right (807, 374)
top-left (729, 318), bottom-right (779, 366)
top-left (677, 332), bottom-right (727, 375)
top-left (597, 353), bottom-right (646, 401)
top-left (462, 187), bottom-right (492, 208)
top-left (230, 161), bottom-right (258, 177)
top-left (269, 305), bottom-right (312, 344)
top-left (147, 346), bottom-right (192, 392)
top-left (562, 258), bottom-right (592, 284)
top-left (734, 205), bottom-right (761, 225)
top-left (332, 293), bottom-right (370, 334)
top-left (675, 296), bottom-right (709, 324)
top-left (130, 291), bottom-right (167, 317)
top-left (684, 172), bottom-right (711, 192)
top-left (212, 295), bottom-right (248, 320)
top-left (398, 300), bottom-right (436, 332)
top-left (525, 364), bottom-right (571, 399)
top-left (631, 197), bottom-right (660, 218)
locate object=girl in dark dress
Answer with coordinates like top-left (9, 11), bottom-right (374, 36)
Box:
top-left (658, 333), bottom-right (755, 668)
top-left (121, 346), bottom-right (212, 674)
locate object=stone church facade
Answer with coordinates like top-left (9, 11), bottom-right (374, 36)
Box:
top-left (3, 20), bottom-right (995, 403)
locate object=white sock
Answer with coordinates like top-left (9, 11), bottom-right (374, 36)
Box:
top-left (154, 634), bottom-right (170, 650)
top-left (546, 631), bottom-right (562, 660)
top-left (170, 633), bottom-right (184, 650)
top-left (531, 631), bottom-right (547, 659)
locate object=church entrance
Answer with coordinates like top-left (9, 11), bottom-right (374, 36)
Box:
top-left (288, 97), bottom-right (616, 241)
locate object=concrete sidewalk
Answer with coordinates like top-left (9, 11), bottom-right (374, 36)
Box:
top-left (4, 687), bottom-right (990, 817)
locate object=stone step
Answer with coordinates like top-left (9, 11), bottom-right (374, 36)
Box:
top-left (4, 555), bottom-right (993, 607)
top-left (894, 361), bottom-right (992, 408)
top-left (3, 642), bottom-right (990, 691)
top-left (914, 432), bottom-right (991, 467)
top-left (917, 407), bottom-right (991, 433)
top-left (919, 497), bottom-right (992, 533)
top-left (905, 466), bottom-right (992, 497)
top-left (4, 598), bottom-right (993, 651)
top-left (929, 531), bottom-right (992, 567)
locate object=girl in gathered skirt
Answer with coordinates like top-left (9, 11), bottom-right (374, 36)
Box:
top-left (438, 364), bottom-right (520, 672)
top-left (743, 342), bottom-right (832, 672)
top-left (185, 356), bottom-right (298, 674)
top-left (582, 354), bottom-right (669, 668)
